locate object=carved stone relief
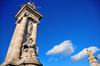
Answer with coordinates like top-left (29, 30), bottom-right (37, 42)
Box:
top-left (27, 21), bottom-right (33, 38)
top-left (21, 20), bottom-right (37, 60)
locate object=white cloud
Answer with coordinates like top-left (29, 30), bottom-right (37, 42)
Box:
top-left (48, 59), bottom-right (52, 61)
top-left (60, 57), bottom-right (62, 59)
top-left (99, 64), bottom-right (100, 66)
top-left (48, 57), bottom-right (55, 61)
top-left (46, 40), bottom-right (74, 56)
top-left (97, 54), bottom-right (100, 60)
top-left (48, 57), bottom-right (58, 61)
top-left (70, 46), bottom-right (100, 63)
top-left (55, 59), bottom-right (58, 61)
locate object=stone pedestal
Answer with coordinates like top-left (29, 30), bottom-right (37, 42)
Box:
top-left (88, 57), bottom-right (99, 66)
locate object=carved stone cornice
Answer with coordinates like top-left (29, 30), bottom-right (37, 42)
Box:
top-left (15, 3), bottom-right (43, 20)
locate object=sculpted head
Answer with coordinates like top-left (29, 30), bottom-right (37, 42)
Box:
top-left (28, 38), bottom-right (33, 44)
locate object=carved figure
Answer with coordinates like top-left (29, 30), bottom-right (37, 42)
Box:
top-left (21, 38), bottom-right (36, 59)
top-left (86, 49), bottom-right (94, 58)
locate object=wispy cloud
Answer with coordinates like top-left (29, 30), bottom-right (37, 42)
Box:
top-left (60, 57), bottom-right (62, 59)
top-left (70, 46), bottom-right (100, 63)
top-left (48, 57), bottom-right (55, 61)
top-left (97, 54), bottom-right (100, 60)
top-left (48, 56), bottom-right (58, 61)
top-left (55, 59), bottom-right (58, 61)
top-left (46, 40), bottom-right (74, 56)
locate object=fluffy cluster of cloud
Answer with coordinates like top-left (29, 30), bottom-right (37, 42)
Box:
top-left (97, 54), bottom-right (100, 60)
top-left (46, 40), bottom-right (100, 63)
top-left (70, 46), bottom-right (100, 63)
top-left (46, 40), bottom-right (74, 56)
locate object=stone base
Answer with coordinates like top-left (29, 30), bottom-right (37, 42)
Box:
top-left (7, 64), bottom-right (42, 66)
top-left (9, 63), bottom-right (43, 66)
top-left (19, 63), bottom-right (43, 66)
top-left (1, 58), bottom-right (43, 66)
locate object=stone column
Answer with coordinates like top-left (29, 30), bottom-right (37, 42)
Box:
top-left (12, 17), bottom-right (27, 59)
top-left (88, 57), bottom-right (99, 66)
top-left (32, 23), bottom-right (38, 44)
top-left (5, 23), bottom-right (20, 61)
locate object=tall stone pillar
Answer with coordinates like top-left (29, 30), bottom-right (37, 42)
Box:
top-left (1, 2), bottom-right (43, 66)
top-left (12, 17), bottom-right (27, 59)
top-left (88, 57), bottom-right (99, 66)
top-left (5, 23), bottom-right (20, 62)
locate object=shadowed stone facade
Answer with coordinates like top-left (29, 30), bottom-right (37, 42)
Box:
top-left (1, 3), bottom-right (43, 66)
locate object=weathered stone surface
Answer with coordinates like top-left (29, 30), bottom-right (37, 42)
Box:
top-left (1, 3), bottom-right (43, 66)
top-left (88, 57), bottom-right (99, 66)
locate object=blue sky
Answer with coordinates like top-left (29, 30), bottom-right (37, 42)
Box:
top-left (0, 0), bottom-right (100, 66)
